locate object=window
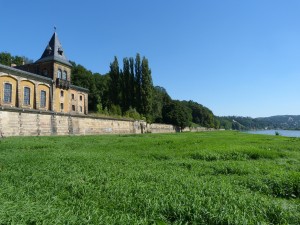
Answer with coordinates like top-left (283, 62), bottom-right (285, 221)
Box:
top-left (40, 90), bottom-right (46, 108)
top-left (4, 83), bottom-right (12, 103)
top-left (60, 90), bottom-right (64, 97)
top-left (60, 103), bottom-right (64, 111)
top-left (72, 105), bottom-right (75, 111)
top-left (57, 69), bottom-right (62, 79)
top-left (62, 71), bottom-right (67, 80)
top-left (58, 47), bottom-right (63, 56)
top-left (24, 87), bottom-right (30, 105)
top-left (80, 106), bottom-right (83, 112)
top-left (80, 95), bottom-right (83, 101)
top-left (72, 93), bottom-right (75, 100)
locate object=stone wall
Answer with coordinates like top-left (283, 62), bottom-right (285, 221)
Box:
top-left (0, 108), bottom-right (176, 137)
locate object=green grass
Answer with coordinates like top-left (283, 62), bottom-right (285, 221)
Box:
top-left (0, 131), bottom-right (299, 224)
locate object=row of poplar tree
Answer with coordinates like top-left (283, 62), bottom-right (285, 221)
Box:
top-left (70, 53), bottom-right (172, 124)
top-left (108, 54), bottom-right (153, 117)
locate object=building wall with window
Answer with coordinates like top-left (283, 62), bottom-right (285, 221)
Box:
top-left (0, 68), bottom-right (53, 111)
top-left (54, 88), bottom-right (71, 113)
top-left (37, 84), bottom-right (50, 110)
top-left (0, 65), bottom-right (88, 114)
top-left (0, 75), bottom-right (17, 107)
top-left (54, 63), bottom-right (71, 82)
top-left (20, 80), bottom-right (35, 109)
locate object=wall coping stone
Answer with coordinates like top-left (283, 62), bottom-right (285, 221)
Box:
top-left (0, 106), bottom-right (134, 122)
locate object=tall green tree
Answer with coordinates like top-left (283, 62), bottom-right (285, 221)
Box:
top-left (182, 100), bottom-right (218, 128)
top-left (94, 73), bottom-right (110, 112)
top-left (71, 61), bottom-right (99, 111)
top-left (121, 58), bottom-right (131, 111)
top-left (134, 54), bottom-right (142, 113)
top-left (141, 57), bottom-right (153, 118)
top-left (12, 56), bottom-right (24, 66)
top-left (109, 56), bottom-right (121, 108)
top-left (0, 52), bottom-right (32, 66)
top-left (162, 100), bottom-right (192, 131)
top-left (129, 57), bottom-right (135, 110)
top-left (0, 52), bottom-right (12, 66)
top-left (152, 86), bottom-right (171, 122)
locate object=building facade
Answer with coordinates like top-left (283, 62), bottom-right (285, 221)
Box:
top-left (0, 32), bottom-right (88, 114)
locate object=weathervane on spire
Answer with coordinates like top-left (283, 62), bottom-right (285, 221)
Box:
top-left (54, 26), bottom-right (57, 32)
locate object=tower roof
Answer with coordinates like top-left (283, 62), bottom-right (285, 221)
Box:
top-left (36, 32), bottom-right (72, 67)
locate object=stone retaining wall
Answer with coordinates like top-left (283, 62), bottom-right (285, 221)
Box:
top-left (0, 108), bottom-right (176, 137)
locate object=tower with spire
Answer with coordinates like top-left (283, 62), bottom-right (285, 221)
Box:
top-left (13, 31), bottom-right (88, 114)
top-left (35, 31), bottom-right (72, 83)
top-left (37, 31), bottom-right (72, 67)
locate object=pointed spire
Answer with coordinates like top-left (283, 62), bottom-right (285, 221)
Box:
top-left (36, 31), bottom-right (72, 67)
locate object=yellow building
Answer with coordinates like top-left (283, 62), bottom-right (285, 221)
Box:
top-left (0, 32), bottom-right (88, 114)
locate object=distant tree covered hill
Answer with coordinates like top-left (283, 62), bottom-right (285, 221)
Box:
top-left (218, 115), bottom-right (300, 130)
top-left (256, 115), bottom-right (300, 130)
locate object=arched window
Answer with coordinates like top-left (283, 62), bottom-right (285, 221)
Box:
top-left (4, 83), bottom-right (12, 103)
top-left (24, 87), bottom-right (30, 105)
top-left (62, 71), bottom-right (67, 80)
top-left (40, 90), bottom-right (46, 108)
top-left (57, 69), bottom-right (62, 79)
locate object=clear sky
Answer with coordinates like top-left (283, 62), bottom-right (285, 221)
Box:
top-left (1, 0), bottom-right (300, 118)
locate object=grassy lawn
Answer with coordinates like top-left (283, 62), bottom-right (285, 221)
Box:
top-left (0, 131), bottom-right (299, 224)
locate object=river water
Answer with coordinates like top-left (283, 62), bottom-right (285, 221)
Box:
top-left (245, 130), bottom-right (300, 137)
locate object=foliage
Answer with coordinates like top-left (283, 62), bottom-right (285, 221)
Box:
top-left (71, 61), bottom-right (109, 112)
top-left (0, 52), bottom-right (33, 66)
top-left (108, 56), bottom-right (121, 107)
top-left (162, 100), bottom-right (192, 130)
top-left (140, 57), bottom-right (153, 117)
top-left (182, 100), bottom-right (218, 128)
top-left (121, 58), bottom-right (131, 111)
top-left (0, 132), bottom-right (299, 224)
top-left (0, 52), bottom-right (12, 65)
top-left (135, 53), bottom-right (142, 113)
top-left (109, 104), bottom-right (122, 116)
top-left (152, 86), bottom-right (172, 123)
top-left (124, 107), bottom-right (142, 120)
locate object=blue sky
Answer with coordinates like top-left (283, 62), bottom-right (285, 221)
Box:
top-left (1, 0), bottom-right (300, 117)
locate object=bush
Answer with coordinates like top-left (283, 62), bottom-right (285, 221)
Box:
top-left (124, 107), bottom-right (142, 120)
top-left (109, 104), bottom-right (122, 116)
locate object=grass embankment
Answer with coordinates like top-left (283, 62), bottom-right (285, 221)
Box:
top-left (0, 132), bottom-right (299, 224)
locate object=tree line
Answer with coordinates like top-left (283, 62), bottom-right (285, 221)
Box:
top-left (1, 51), bottom-right (219, 130)
top-left (0, 52), bottom-right (33, 66)
top-left (218, 115), bottom-right (300, 130)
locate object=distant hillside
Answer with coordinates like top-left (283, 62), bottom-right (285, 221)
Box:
top-left (217, 115), bottom-right (300, 130)
top-left (256, 115), bottom-right (300, 130)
